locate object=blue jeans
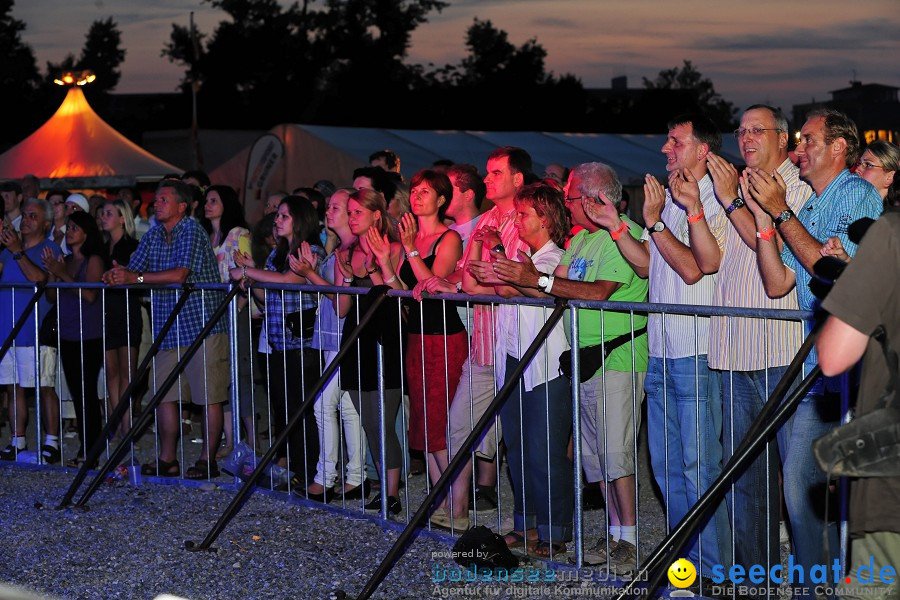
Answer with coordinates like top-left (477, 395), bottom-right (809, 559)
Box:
top-left (777, 379), bottom-right (840, 600)
top-left (646, 356), bottom-right (732, 575)
top-left (499, 355), bottom-right (573, 543)
top-left (721, 367), bottom-right (788, 575)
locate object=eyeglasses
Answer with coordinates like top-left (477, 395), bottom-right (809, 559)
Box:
top-left (733, 127), bottom-right (784, 139)
top-left (564, 195), bottom-right (584, 204)
top-left (856, 159), bottom-right (884, 171)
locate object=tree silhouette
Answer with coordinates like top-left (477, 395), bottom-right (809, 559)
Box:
top-left (45, 18), bottom-right (126, 94)
top-left (80, 18), bottom-right (126, 93)
top-left (643, 60), bottom-right (737, 130)
top-left (0, 0), bottom-right (42, 143)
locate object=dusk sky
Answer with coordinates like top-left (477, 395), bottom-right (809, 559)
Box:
top-left (13, 0), bottom-right (900, 117)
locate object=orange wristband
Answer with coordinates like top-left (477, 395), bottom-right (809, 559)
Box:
top-left (756, 228), bottom-right (776, 241)
top-left (609, 220), bottom-right (630, 241)
top-left (687, 209), bottom-right (705, 223)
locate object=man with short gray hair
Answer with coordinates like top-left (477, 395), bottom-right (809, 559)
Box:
top-left (492, 162), bottom-right (648, 573)
top-left (0, 197), bottom-right (63, 463)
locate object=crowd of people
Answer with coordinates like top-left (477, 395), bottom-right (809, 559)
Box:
top-left (1, 107), bottom-right (898, 596)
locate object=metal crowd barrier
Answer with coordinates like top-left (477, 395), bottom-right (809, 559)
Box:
top-left (0, 280), bottom-right (846, 600)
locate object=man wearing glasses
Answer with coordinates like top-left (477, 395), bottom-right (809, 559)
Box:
top-left (690, 104), bottom-right (812, 592)
top-left (743, 108), bottom-right (882, 600)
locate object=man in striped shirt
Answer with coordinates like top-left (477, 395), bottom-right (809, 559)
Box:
top-left (432, 147), bottom-right (533, 532)
top-left (745, 108), bottom-right (883, 600)
top-left (690, 105), bottom-right (811, 582)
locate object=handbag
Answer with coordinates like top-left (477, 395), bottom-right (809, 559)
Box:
top-left (813, 326), bottom-right (900, 478)
top-left (452, 525), bottom-right (519, 571)
top-left (284, 307), bottom-right (317, 340)
top-left (559, 326), bottom-right (647, 383)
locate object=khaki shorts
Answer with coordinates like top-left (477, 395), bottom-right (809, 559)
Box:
top-left (447, 360), bottom-right (502, 460)
top-left (579, 369), bottom-right (646, 482)
top-left (152, 333), bottom-right (230, 406)
top-left (0, 346), bottom-right (57, 388)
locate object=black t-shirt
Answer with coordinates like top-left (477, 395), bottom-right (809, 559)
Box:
top-left (822, 212), bottom-right (900, 536)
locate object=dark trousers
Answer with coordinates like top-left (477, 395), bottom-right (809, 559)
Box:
top-left (60, 338), bottom-right (105, 457)
top-left (269, 348), bottom-right (320, 485)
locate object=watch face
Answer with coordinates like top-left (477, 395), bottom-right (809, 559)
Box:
top-left (537, 276), bottom-right (549, 288)
top-left (652, 221), bottom-right (665, 232)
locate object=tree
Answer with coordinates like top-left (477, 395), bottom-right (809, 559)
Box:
top-left (161, 0), bottom-right (449, 127)
top-left (458, 18), bottom-right (547, 87)
top-left (79, 18), bottom-right (126, 93)
top-left (0, 0), bottom-right (42, 143)
top-left (643, 60), bottom-right (738, 130)
top-left (46, 18), bottom-right (126, 93)
top-left (414, 18), bottom-right (584, 131)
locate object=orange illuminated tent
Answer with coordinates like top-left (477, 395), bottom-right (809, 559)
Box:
top-left (0, 87), bottom-right (181, 187)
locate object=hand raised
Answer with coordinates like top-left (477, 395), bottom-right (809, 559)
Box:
top-left (288, 252), bottom-right (312, 277)
top-left (707, 152), bottom-right (740, 205)
top-left (668, 168), bottom-right (701, 215)
top-left (642, 174), bottom-right (666, 224)
top-left (299, 241), bottom-right (318, 271)
top-left (581, 192), bottom-right (621, 231)
top-left (746, 168), bottom-right (787, 216)
top-left (41, 246), bottom-right (65, 277)
top-left (398, 213), bottom-right (418, 252)
top-left (365, 226), bottom-right (391, 266)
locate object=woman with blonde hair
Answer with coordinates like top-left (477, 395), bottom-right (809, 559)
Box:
top-left (98, 198), bottom-right (141, 440)
top-left (335, 188), bottom-right (406, 514)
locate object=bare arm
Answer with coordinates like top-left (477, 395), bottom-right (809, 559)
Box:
top-left (490, 257), bottom-right (622, 301)
top-left (743, 174), bottom-right (796, 297)
top-left (817, 315), bottom-right (869, 376)
top-left (643, 174), bottom-right (704, 284)
top-left (747, 168), bottom-right (821, 273)
top-left (707, 152), bottom-right (758, 250)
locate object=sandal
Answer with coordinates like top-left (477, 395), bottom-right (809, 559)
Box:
top-left (141, 458), bottom-right (180, 477)
top-left (185, 459), bottom-right (220, 480)
top-left (530, 540), bottom-right (567, 560)
top-left (503, 530), bottom-right (538, 552)
top-left (65, 456), bottom-right (98, 469)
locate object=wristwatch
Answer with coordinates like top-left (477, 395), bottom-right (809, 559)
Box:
top-left (648, 221), bottom-right (666, 235)
top-left (136, 272), bottom-right (144, 284)
top-left (725, 197), bottom-right (746, 215)
top-left (12, 251), bottom-right (24, 261)
top-left (773, 210), bottom-right (795, 228)
top-left (490, 243), bottom-right (505, 255)
top-left (537, 274), bottom-right (555, 293)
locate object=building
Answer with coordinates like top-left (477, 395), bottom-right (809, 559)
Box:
top-left (792, 81), bottom-right (900, 144)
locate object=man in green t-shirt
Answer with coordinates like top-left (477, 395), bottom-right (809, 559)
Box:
top-left (492, 162), bottom-right (649, 574)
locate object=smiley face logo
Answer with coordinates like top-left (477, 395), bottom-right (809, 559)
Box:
top-left (668, 558), bottom-right (697, 588)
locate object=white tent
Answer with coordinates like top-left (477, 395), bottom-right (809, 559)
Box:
top-left (209, 123), bottom-right (744, 219)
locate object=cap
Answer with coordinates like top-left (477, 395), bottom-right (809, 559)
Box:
top-left (65, 193), bottom-right (90, 213)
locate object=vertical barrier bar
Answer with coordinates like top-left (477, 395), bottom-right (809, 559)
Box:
top-left (347, 301), bottom-right (566, 600)
top-left (56, 285), bottom-right (197, 508)
top-left (570, 306), bottom-right (584, 566)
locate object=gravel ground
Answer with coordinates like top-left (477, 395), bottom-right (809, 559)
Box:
top-left (1, 406), bottom-right (797, 600)
top-left (0, 464), bottom-right (666, 600)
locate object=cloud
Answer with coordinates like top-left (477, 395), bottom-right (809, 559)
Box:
top-left (696, 18), bottom-right (900, 51)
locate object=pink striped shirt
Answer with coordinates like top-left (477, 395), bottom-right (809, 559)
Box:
top-left (460, 204), bottom-right (530, 366)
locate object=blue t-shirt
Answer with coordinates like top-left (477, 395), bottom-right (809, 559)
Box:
top-left (0, 240), bottom-right (62, 347)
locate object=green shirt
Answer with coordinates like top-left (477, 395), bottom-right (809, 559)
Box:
top-left (559, 218), bottom-right (649, 374)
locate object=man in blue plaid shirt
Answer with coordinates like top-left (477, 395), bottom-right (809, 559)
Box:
top-left (103, 179), bottom-right (230, 480)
